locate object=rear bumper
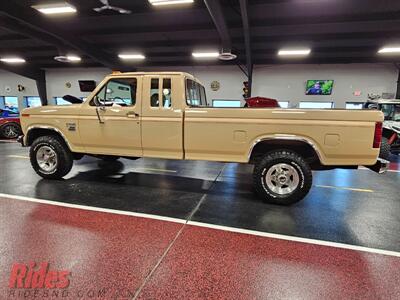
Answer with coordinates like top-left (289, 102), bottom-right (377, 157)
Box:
top-left (364, 158), bottom-right (389, 174)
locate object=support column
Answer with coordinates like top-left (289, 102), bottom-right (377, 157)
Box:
top-left (35, 70), bottom-right (48, 106)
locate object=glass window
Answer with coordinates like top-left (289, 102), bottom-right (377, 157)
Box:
top-left (381, 104), bottom-right (400, 121)
top-left (186, 79), bottom-right (207, 106)
top-left (346, 102), bottom-right (363, 110)
top-left (150, 78), bottom-right (159, 107)
top-left (94, 78), bottom-right (136, 106)
top-left (25, 96), bottom-right (42, 108)
top-left (55, 97), bottom-right (71, 105)
top-left (278, 101), bottom-right (289, 108)
top-left (0, 97), bottom-right (17, 112)
top-left (162, 78), bottom-right (172, 108)
top-left (299, 101), bottom-right (334, 109)
top-left (212, 100), bottom-right (241, 107)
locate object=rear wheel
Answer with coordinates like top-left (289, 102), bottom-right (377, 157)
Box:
top-left (0, 122), bottom-right (21, 139)
top-left (253, 150), bottom-right (312, 205)
top-left (30, 135), bottom-right (73, 179)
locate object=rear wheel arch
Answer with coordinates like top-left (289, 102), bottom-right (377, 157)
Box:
top-left (249, 136), bottom-right (323, 167)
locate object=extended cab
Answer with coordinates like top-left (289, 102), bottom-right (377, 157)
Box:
top-left (19, 72), bottom-right (388, 205)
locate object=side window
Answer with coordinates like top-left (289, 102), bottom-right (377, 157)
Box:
top-left (200, 85), bottom-right (207, 106)
top-left (186, 79), bottom-right (208, 106)
top-left (93, 78), bottom-right (136, 106)
top-left (150, 78), bottom-right (159, 107)
top-left (150, 78), bottom-right (172, 108)
top-left (186, 79), bottom-right (201, 106)
top-left (162, 78), bottom-right (172, 108)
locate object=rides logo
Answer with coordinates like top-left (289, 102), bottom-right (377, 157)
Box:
top-left (9, 262), bottom-right (70, 289)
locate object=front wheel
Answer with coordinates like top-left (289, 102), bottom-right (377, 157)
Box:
top-left (253, 150), bottom-right (312, 205)
top-left (30, 135), bottom-right (73, 179)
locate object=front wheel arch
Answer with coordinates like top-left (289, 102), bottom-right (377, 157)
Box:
top-left (26, 127), bottom-right (71, 150)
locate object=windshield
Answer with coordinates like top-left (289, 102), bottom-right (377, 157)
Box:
top-left (381, 104), bottom-right (400, 122)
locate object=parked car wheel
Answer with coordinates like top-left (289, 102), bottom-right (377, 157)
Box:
top-left (30, 135), bottom-right (73, 179)
top-left (253, 150), bottom-right (312, 205)
top-left (0, 122), bottom-right (21, 139)
top-left (379, 137), bottom-right (391, 160)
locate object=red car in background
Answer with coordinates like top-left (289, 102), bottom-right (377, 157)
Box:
top-left (0, 109), bottom-right (21, 139)
top-left (244, 97), bottom-right (281, 108)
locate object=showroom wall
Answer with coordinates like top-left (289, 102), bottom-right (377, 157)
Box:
top-left (252, 64), bottom-right (398, 108)
top-left (0, 63), bottom-right (398, 109)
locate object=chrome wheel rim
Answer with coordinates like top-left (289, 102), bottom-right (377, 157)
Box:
top-left (265, 163), bottom-right (300, 195)
top-left (36, 146), bottom-right (58, 173)
top-left (3, 124), bottom-right (18, 138)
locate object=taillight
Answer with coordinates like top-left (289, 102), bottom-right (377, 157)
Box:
top-left (373, 122), bottom-right (382, 148)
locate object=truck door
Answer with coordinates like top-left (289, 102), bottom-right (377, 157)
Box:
top-left (141, 75), bottom-right (184, 159)
top-left (79, 76), bottom-right (142, 157)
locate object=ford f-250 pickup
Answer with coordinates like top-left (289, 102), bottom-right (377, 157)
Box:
top-left (18, 72), bottom-right (388, 205)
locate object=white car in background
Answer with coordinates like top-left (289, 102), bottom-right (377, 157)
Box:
top-left (365, 99), bottom-right (400, 156)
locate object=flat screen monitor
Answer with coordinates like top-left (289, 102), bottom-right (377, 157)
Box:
top-left (78, 80), bottom-right (96, 92)
top-left (306, 80), bottom-right (334, 95)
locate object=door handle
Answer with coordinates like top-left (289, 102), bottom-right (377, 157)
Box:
top-left (126, 111), bottom-right (139, 118)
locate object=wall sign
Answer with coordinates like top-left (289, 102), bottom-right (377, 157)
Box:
top-left (210, 81), bottom-right (220, 91)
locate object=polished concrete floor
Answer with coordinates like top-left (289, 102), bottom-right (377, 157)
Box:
top-left (1, 140), bottom-right (399, 299)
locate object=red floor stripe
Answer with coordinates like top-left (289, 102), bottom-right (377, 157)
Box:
top-left (1, 196), bottom-right (400, 299)
top-left (0, 197), bottom-right (183, 299)
top-left (138, 225), bottom-right (400, 299)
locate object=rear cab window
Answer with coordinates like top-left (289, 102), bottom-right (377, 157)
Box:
top-left (186, 79), bottom-right (207, 107)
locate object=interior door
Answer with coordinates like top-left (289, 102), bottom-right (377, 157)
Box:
top-left (79, 76), bottom-right (142, 157)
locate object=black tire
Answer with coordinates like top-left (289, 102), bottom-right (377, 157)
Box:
top-left (253, 150), bottom-right (312, 205)
top-left (30, 135), bottom-right (73, 179)
top-left (99, 155), bottom-right (120, 161)
top-left (0, 122), bottom-right (21, 139)
top-left (379, 137), bottom-right (391, 160)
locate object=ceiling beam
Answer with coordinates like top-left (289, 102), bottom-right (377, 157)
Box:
top-left (0, 2), bottom-right (126, 71)
top-left (239, 0), bottom-right (253, 96)
top-left (0, 62), bottom-right (42, 81)
top-left (203, 0), bottom-right (232, 52)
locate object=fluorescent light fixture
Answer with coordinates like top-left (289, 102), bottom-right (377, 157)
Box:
top-left (0, 57), bottom-right (26, 64)
top-left (278, 49), bottom-right (311, 56)
top-left (149, 0), bottom-right (194, 6)
top-left (118, 54), bottom-right (146, 60)
top-left (378, 47), bottom-right (400, 54)
top-left (33, 3), bottom-right (77, 15)
top-left (66, 55), bottom-right (81, 62)
top-left (192, 52), bottom-right (219, 58)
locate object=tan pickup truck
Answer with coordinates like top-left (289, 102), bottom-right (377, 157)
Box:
top-left (19, 71), bottom-right (388, 205)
